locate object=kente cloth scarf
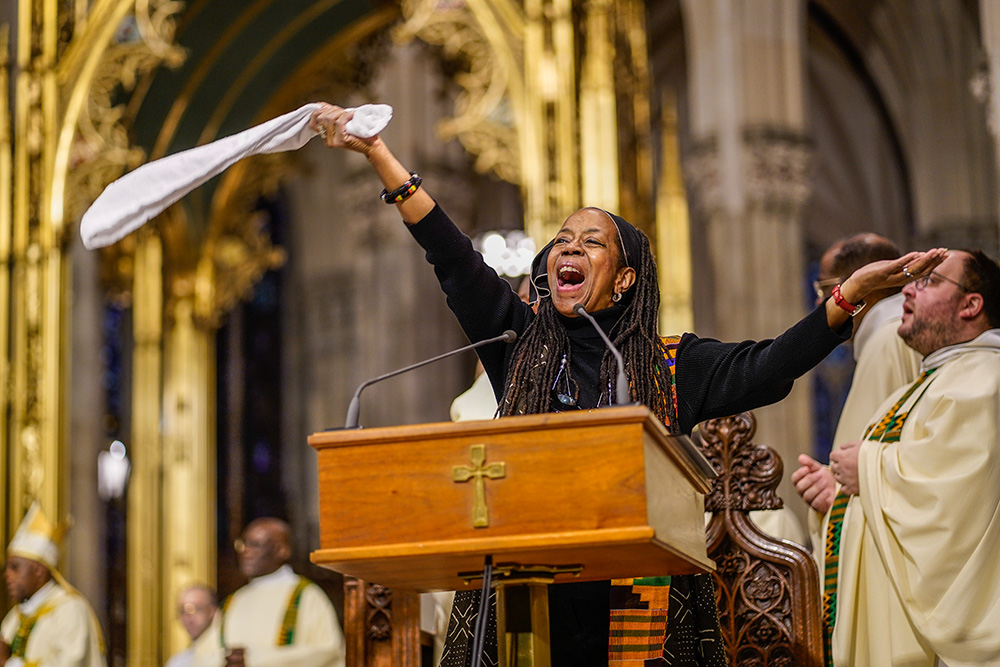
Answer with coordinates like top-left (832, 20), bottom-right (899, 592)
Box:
top-left (80, 103), bottom-right (392, 249)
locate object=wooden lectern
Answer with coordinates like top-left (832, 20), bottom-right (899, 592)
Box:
top-left (310, 405), bottom-right (716, 666)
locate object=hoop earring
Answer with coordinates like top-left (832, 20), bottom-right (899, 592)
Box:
top-left (612, 292), bottom-right (622, 302)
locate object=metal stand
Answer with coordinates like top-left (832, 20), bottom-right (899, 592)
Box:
top-left (462, 563), bottom-right (582, 667)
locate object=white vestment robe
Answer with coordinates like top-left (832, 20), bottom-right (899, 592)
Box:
top-left (0, 580), bottom-right (105, 667)
top-left (808, 297), bottom-right (921, 568)
top-left (831, 331), bottom-right (1000, 666)
top-left (194, 565), bottom-right (344, 667)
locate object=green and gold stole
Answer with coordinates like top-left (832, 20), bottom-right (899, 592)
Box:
top-left (220, 576), bottom-right (312, 647)
top-left (821, 367), bottom-right (938, 666)
top-left (10, 601), bottom-right (56, 658)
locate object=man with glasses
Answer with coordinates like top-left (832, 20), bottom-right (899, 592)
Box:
top-left (165, 584), bottom-right (217, 667)
top-left (809, 250), bottom-right (1000, 666)
top-left (193, 518), bottom-right (344, 667)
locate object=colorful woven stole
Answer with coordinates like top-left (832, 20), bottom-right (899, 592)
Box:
top-left (220, 576), bottom-right (312, 647)
top-left (609, 336), bottom-right (680, 664)
top-left (821, 368), bottom-right (937, 666)
top-left (9, 601), bottom-right (56, 658)
top-left (277, 577), bottom-right (311, 645)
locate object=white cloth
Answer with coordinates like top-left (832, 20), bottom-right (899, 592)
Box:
top-left (166, 615), bottom-right (218, 667)
top-left (80, 103), bottom-right (392, 249)
top-left (0, 580), bottom-right (105, 667)
top-left (164, 647), bottom-right (194, 667)
top-left (449, 372), bottom-right (497, 422)
top-left (194, 565), bottom-right (344, 667)
top-left (808, 302), bottom-right (922, 574)
top-left (920, 328), bottom-right (1000, 373)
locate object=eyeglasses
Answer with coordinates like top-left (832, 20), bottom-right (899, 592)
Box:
top-left (178, 603), bottom-right (212, 617)
top-left (812, 277), bottom-right (842, 302)
top-left (912, 272), bottom-right (971, 293)
top-left (233, 537), bottom-right (271, 554)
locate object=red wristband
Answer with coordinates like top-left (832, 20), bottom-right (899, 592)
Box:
top-left (831, 284), bottom-right (866, 316)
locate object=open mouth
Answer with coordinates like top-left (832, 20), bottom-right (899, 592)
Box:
top-left (557, 264), bottom-right (585, 289)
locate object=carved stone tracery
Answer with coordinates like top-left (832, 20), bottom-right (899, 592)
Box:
top-left (396, 0), bottom-right (521, 184)
top-left (685, 127), bottom-right (814, 218)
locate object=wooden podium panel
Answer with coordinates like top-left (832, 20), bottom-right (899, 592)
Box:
top-left (310, 406), bottom-right (715, 591)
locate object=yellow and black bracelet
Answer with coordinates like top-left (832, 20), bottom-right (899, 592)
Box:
top-left (380, 172), bottom-right (422, 204)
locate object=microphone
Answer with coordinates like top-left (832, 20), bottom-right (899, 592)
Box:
top-left (573, 303), bottom-right (631, 407)
top-left (344, 330), bottom-right (517, 429)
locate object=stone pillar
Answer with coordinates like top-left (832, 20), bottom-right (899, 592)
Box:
top-left (681, 0), bottom-right (814, 508)
top-left (979, 2), bottom-right (1000, 257)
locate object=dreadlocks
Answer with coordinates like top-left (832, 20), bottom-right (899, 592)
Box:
top-left (497, 222), bottom-right (679, 433)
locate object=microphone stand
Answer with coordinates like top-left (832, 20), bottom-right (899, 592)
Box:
top-left (344, 330), bottom-right (517, 429)
top-left (573, 303), bottom-right (631, 407)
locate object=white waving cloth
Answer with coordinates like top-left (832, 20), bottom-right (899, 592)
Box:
top-left (80, 102), bottom-right (393, 249)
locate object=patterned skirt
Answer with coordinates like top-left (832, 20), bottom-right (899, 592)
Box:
top-left (438, 573), bottom-right (728, 667)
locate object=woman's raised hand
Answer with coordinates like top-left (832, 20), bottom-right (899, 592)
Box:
top-left (310, 103), bottom-right (379, 155)
top-left (840, 247), bottom-right (948, 304)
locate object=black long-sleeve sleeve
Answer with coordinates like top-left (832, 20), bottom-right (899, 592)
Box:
top-left (407, 202), bottom-right (851, 428)
top-left (674, 307), bottom-right (850, 433)
top-left (407, 203), bottom-right (533, 399)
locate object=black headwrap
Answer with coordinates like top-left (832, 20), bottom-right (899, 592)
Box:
top-left (528, 208), bottom-right (645, 307)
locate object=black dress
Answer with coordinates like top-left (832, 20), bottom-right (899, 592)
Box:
top-left (408, 204), bottom-right (849, 666)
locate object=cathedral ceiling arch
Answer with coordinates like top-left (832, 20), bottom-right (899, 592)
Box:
top-left (89, 0), bottom-right (402, 319)
top-left (811, 0), bottom-right (995, 240)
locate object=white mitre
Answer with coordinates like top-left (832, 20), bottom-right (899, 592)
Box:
top-left (7, 501), bottom-right (67, 570)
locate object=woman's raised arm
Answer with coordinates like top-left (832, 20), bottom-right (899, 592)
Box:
top-left (311, 103), bottom-right (434, 224)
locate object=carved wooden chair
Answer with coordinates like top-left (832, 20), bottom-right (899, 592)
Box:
top-left (694, 411), bottom-right (825, 666)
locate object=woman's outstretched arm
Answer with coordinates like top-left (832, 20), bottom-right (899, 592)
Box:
top-left (310, 103), bottom-right (434, 224)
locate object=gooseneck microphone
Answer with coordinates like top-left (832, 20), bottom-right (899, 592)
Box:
top-left (344, 330), bottom-right (517, 429)
top-left (573, 303), bottom-right (631, 407)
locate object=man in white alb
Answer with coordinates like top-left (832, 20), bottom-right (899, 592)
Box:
top-left (195, 518), bottom-right (344, 667)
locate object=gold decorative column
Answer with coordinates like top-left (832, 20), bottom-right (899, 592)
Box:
top-left (161, 285), bottom-right (217, 659)
top-left (579, 0), bottom-right (618, 212)
top-left (0, 25), bottom-right (12, 550)
top-left (128, 230), bottom-right (165, 665)
top-left (400, 0), bottom-right (660, 245)
top-left (10, 0), bottom-right (68, 525)
top-left (657, 92), bottom-right (693, 334)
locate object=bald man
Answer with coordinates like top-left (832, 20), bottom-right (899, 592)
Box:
top-left (194, 518), bottom-right (344, 667)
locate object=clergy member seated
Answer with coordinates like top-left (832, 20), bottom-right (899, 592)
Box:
top-left (194, 518), bottom-right (345, 667)
top-left (0, 502), bottom-right (105, 667)
top-left (166, 584), bottom-right (218, 667)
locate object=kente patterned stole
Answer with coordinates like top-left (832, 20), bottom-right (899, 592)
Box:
top-left (220, 576), bottom-right (312, 648)
top-left (608, 337), bottom-right (681, 664)
top-left (821, 368), bottom-right (938, 666)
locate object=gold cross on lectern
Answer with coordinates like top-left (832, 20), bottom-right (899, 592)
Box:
top-left (453, 444), bottom-right (506, 528)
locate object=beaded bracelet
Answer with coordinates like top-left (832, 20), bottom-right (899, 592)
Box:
top-left (380, 172), bottom-right (423, 204)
